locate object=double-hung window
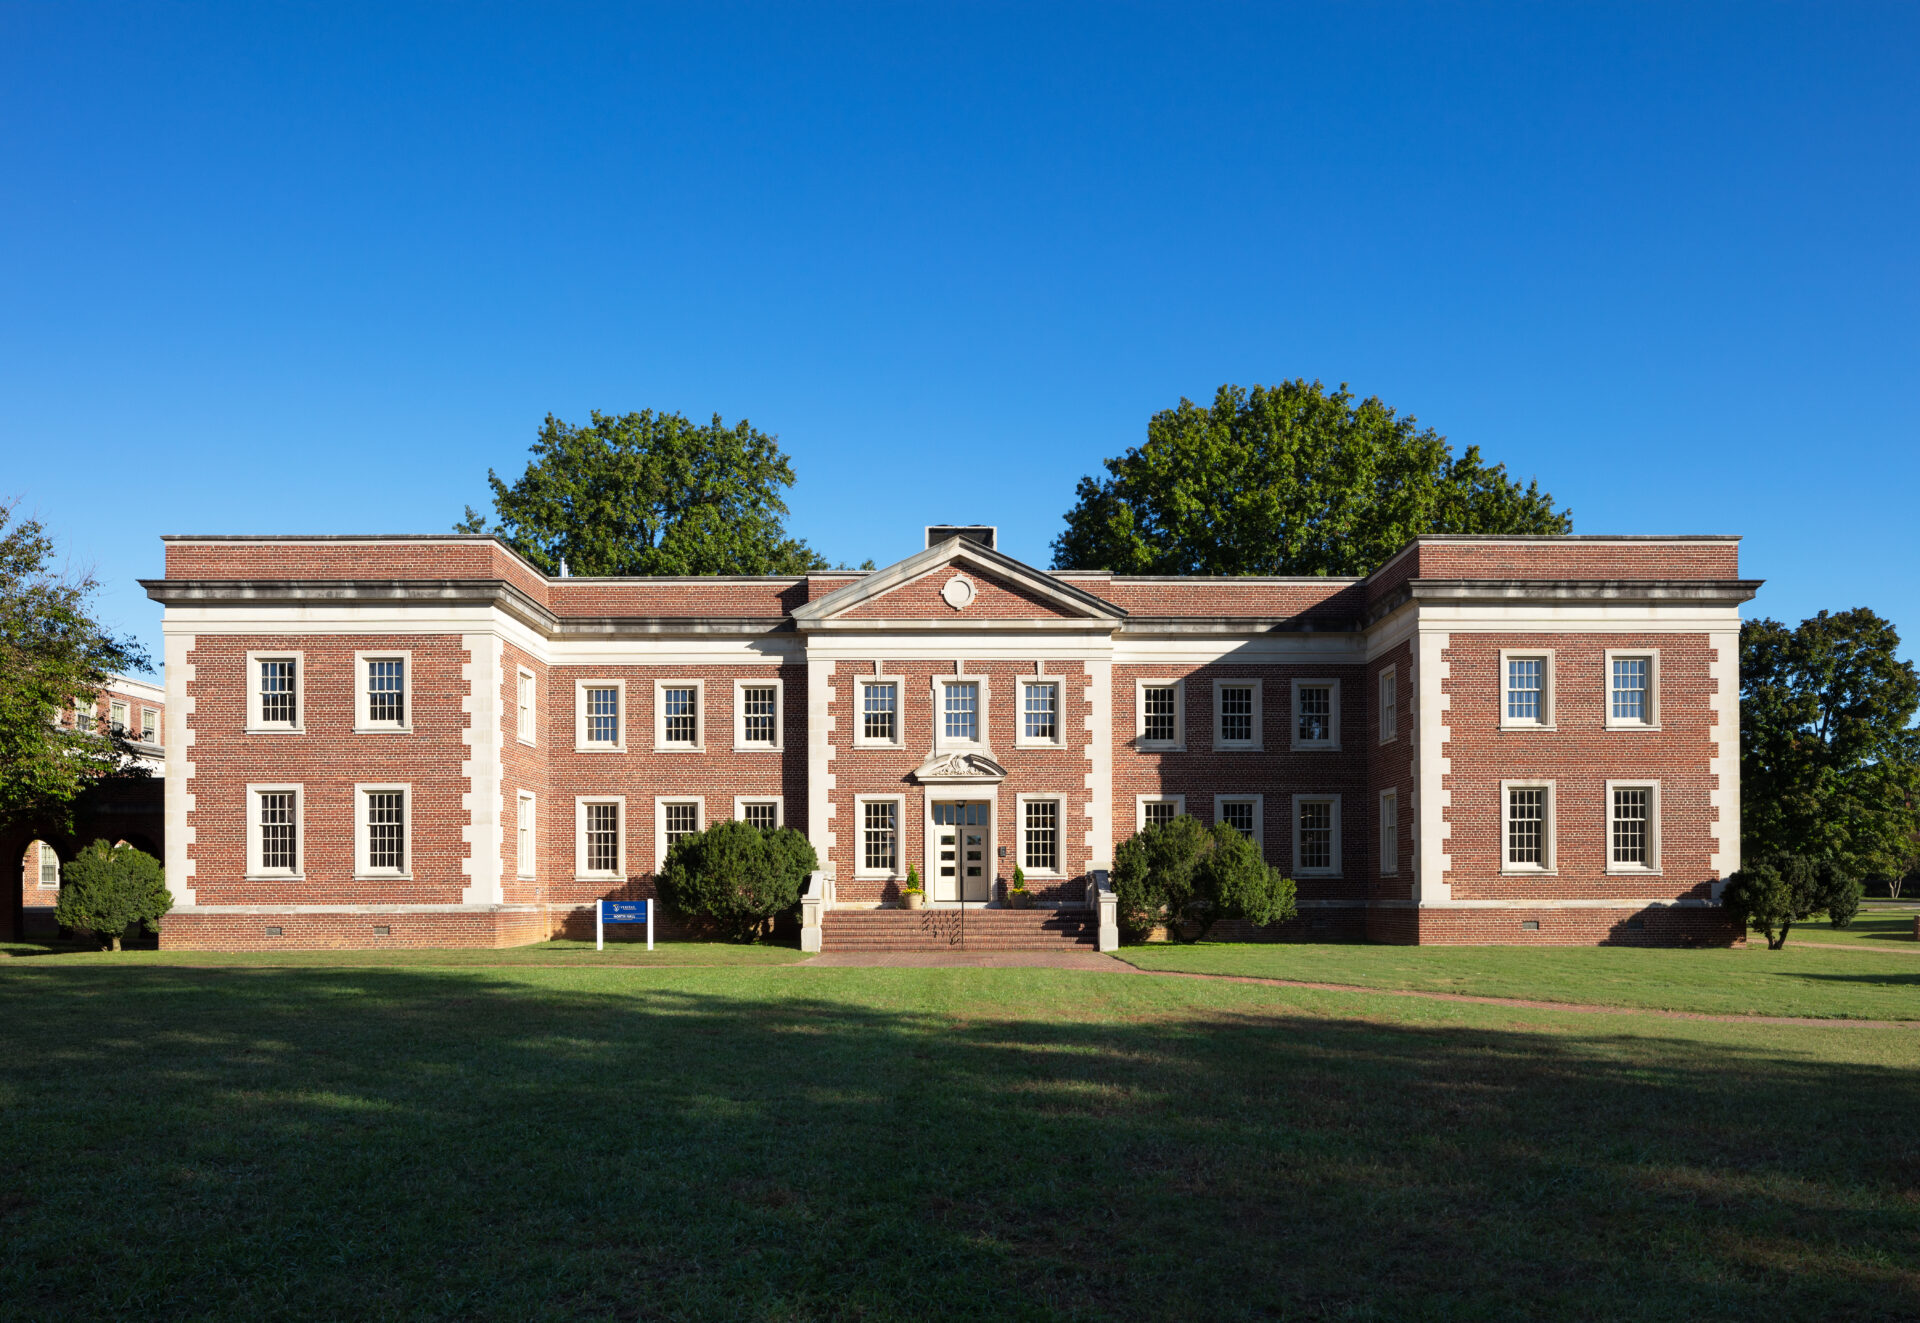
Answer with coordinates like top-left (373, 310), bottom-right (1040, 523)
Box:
top-left (1020, 797), bottom-right (1061, 873)
top-left (738, 800), bottom-right (780, 831)
top-left (943, 682), bottom-right (979, 743)
top-left (575, 681), bottom-right (624, 751)
top-left (735, 680), bottom-right (781, 750)
top-left (1215, 795), bottom-right (1261, 846)
top-left (1215, 681), bottom-right (1260, 751)
top-left (655, 798), bottom-right (702, 869)
top-left (858, 678), bottom-right (901, 746)
top-left (1501, 782), bottom-right (1555, 872)
top-left (862, 799), bottom-right (899, 874)
top-left (577, 798), bottom-right (625, 878)
top-left (1379, 667), bottom-right (1397, 744)
top-left (356, 785), bottom-right (410, 877)
top-left (1138, 680), bottom-right (1183, 749)
top-left (516, 793), bottom-right (536, 878)
top-left (357, 654), bottom-right (409, 731)
top-left (247, 784), bottom-right (303, 878)
top-left (248, 653), bottom-right (303, 732)
top-left (109, 700), bottom-right (129, 735)
top-left (1607, 782), bottom-right (1660, 872)
top-left (1020, 680), bottom-right (1060, 746)
top-left (1500, 652), bottom-right (1553, 729)
top-left (141, 708), bottom-right (159, 743)
top-left (516, 669), bottom-right (537, 745)
top-left (657, 682), bottom-right (703, 750)
top-left (1606, 652), bottom-right (1659, 729)
top-left (72, 700), bottom-right (92, 732)
top-left (1379, 790), bottom-right (1399, 876)
top-left (1138, 796), bottom-right (1184, 830)
top-left (1292, 680), bottom-right (1339, 750)
top-left (38, 849), bottom-right (59, 888)
top-left (1293, 795), bottom-right (1341, 876)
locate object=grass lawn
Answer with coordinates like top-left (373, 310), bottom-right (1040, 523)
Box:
top-left (1116, 939), bottom-right (1920, 1020)
top-left (1784, 903), bottom-right (1920, 950)
top-left (0, 938), bottom-right (806, 967)
top-left (1, 958), bottom-right (1917, 1320)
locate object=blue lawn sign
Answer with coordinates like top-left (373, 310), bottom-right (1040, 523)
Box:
top-left (596, 898), bottom-right (654, 952)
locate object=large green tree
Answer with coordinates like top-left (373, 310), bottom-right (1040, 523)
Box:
top-left (1741, 609), bottom-right (1920, 882)
top-left (458, 410), bottom-right (828, 575)
top-left (0, 502), bottom-right (151, 834)
top-left (1052, 380), bottom-right (1571, 576)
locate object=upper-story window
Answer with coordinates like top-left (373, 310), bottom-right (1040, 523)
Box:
top-left (1607, 651), bottom-right (1659, 729)
top-left (248, 653), bottom-right (304, 732)
top-left (660, 685), bottom-right (700, 747)
top-left (516, 793), bottom-right (536, 878)
top-left (71, 699), bottom-right (93, 731)
top-left (141, 708), bottom-right (158, 743)
top-left (859, 680), bottom-right (900, 746)
top-left (735, 681), bottom-right (781, 750)
top-left (1292, 680), bottom-right (1340, 750)
top-left (39, 849), bottom-right (60, 888)
top-left (1379, 667), bottom-right (1397, 743)
top-left (356, 654), bottom-right (409, 731)
top-left (575, 680), bottom-right (624, 751)
top-left (109, 700), bottom-right (129, 734)
top-left (516, 669), bottom-right (536, 745)
top-left (943, 682), bottom-right (979, 742)
top-left (1137, 680), bottom-right (1184, 750)
top-left (1023, 682), bottom-right (1058, 742)
top-left (1214, 681), bottom-right (1260, 750)
top-left (1501, 652), bottom-right (1554, 728)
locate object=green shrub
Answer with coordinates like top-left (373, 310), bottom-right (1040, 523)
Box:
top-left (54, 841), bottom-right (171, 951)
top-left (1112, 815), bottom-right (1297, 943)
top-left (1721, 853), bottom-right (1861, 949)
top-left (902, 865), bottom-right (922, 895)
top-left (656, 819), bottom-right (817, 942)
top-left (1010, 865), bottom-right (1027, 893)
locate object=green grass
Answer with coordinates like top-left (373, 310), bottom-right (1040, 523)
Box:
top-left (0, 937), bottom-right (806, 966)
top-left (1115, 940), bottom-right (1920, 1020)
top-left (1783, 903), bottom-right (1920, 949)
top-left (1, 960), bottom-right (1917, 1320)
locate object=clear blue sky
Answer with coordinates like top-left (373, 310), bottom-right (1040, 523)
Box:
top-left (3, 3), bottom-right (1915, 670)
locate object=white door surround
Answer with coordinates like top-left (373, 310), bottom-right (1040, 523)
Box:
top-left (927, 797), bottom-right (994, 905)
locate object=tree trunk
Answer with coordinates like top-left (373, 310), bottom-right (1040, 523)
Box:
top-left (109, 933), bottom-right (122, 952)
top-left (1770, 919), bottom-right (1792, 951)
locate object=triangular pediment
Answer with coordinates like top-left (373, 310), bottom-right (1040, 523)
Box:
top-left (793, 538), bottom-right (1126, 626)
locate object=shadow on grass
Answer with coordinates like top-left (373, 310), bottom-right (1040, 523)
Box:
top-left (1782, 971), bottom-right (1920, 987)
top-left (0, 966), bottom-right (1916, 1322)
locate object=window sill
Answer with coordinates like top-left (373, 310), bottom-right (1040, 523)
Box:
top-left (574, 873), bottom-right (625, 883)
top-left (1498, 723), bottom-right (1557, 732)
top-left (353, 725), bottom-right (413, 735)
top-left (732, 742), bottom-right (783, 753)
top-left (353, 872), bottom-right (413, 882)
top-left (245, 726), bottom-right (306, 735)
top-left (245, 872), bottom-right (306, 882)
top-left (1606, 866), bottom-right (1663, 876)
top-left (516, 872), bottom-right (536, 881)
top-left (574, 744), bottom-right (626, 754)
top-left (852, 738), bottom-right (905, 750)
top-left (1018, 869), bottom-right (1065, 880)
top-left (1295, 870), bottom-right (1343, 880)
top-left (517, 735), bottom-right (537, 748)
top-left (1500, 867), bottom-right (1559, 876)
top-left (1134, 742), bottom-right (1186, 753)
top-left (1214, 742), bottom-right (1263, 753)
top-left (653, 744), bottom-right (706, 754)
top-left (1290, 742), bottom-right (1340, 753)
top-left (1604, 724), bottom-right (1662, 732)
top-left (1013, 738), bottom-right (1068, 750)
top-left (853, 870), bottom-right (906, 882)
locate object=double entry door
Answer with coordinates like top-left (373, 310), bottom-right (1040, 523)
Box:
top-left (930, 800), bottom-right (991, 904)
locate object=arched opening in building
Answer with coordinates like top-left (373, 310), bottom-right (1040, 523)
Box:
top-left (17, 840), bottom-right (64, 939)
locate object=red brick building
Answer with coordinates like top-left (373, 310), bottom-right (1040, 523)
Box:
top-left (142, 527), bottom-right (1758, 950)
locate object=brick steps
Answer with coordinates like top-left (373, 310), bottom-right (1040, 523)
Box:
top-left (821, 907), bottom-right (1096, 952)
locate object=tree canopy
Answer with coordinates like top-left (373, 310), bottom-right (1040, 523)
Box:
top-left (1111, 815), bottom-right (1297, 943)
top-left (457, 410), bottom-right (828, 576)
top-left (1051, 380), bottom-right (1572, 576)
top-left (656, 818), bottom-right (818, 942)
top-left (55, 840), bottom-right (172, 951)
top-left (0, 501), bottom-right (151, 834)
top-left (1740, 609), bottom-right (1920, 882)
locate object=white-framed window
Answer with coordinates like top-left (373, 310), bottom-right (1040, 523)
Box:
top-left (855, 795), bottom-right (905, 877)
top-left (354, 783), bottom-right (411, 878)
top-left (516, 668), bottom-right (537, 745)
top-left (140, 707), bottom-right (159, 743)
top-left (354, 652), bottom-right (410, 731)
top-left (246, 652), bottom-right (304, 732)
top-left (1501, 780), bottom-right (1556, 873)
top-left (1016, 794), bottom-right (1065, 874)
top-left (1017, 677), bottom-right (1063, 748)
top-left (574, 680), bottom-right (625, 751)
top-left (1291, 679), bottom-right (1340, 750)
top-left (1136, 679), bottom-right (1185, 750)
top-left (516, 792), bottom-right (536, 878)
top-left (1379, 666), bottom-right (1397, 744)
top-left (109, 700), bottom-right (129, 735)
top-left (1292, 795), bottom-right (1341, 876)
top-left (1213, 680), bottom-right (1262, 751)
top-left (71, 698), bottom-right (93, 731)
top-left (930, 672), bottom-right (990, 752)
top-left (654, 797), bottom-right (703, 869)
top-left (734, 679), bottom-right (782, 750)
top-left (38, 847), bottom-right (59, 888)
top-left (856, 675), bottom-right (904, 748)
top-left (1136, 794), bottom-right (1185, 830)
top-left (575, 796), bottom-right (627, 879)
top-left (1607, 781), bottom-right (1661, 872)
top-left (246, 783), bottom-right (304, 879)
top-left (1500, 651), bottom-right (1555, 729)
top-left (1605, 651), bottom-right (1660, 729)
top-left (734, 797), bottom-right (783, 831)
top-left (1214, 794), bottom-right (1263, 847)
top-left (656, 680), bottom-right (705, 751)
top-left (1379, 789), bottom-right (1399, 877)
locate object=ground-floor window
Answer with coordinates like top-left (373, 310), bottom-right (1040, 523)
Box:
top-left (1379, 790), bottom-right (1398, 876)
top-left (1501, 781), bottom-right (1556, 873)
top-left (247, 784), bottom-right (304, 878)
top-left (1138, 795), bottom-right (1184, 830)
top-left (1293, 795), bottom-right (1341, 876)
top-left (740, 800), bottom-right (779, 831)
top-left (587, 803), bottom-right (621, 872)
top-left (1022, 799), bottom-right (1059, 872)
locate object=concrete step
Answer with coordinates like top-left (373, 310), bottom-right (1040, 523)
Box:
top-left (821, 907), bottom-right (1096, 952)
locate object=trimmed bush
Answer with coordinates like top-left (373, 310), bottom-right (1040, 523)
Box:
top-left (1113, 815), bottom-right (1297, 943)
top-left (1721, 852), bottom-right (1862, 949)
top-left (656, 819), bottom-right (817, 942)
top-left (54, 840), bottom-right (171, 951)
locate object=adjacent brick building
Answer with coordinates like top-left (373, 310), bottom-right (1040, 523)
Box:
top-left (142, 527), bottom-right (1759, 950)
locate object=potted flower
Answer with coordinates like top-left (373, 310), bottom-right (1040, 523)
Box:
top-left (902, 866), bottom-right (925, 910)
top-left (1007, 865), bottom-right (1033, 909)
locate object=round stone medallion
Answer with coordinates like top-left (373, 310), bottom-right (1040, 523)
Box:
top-left (940, 575), bottom-right (976, 610)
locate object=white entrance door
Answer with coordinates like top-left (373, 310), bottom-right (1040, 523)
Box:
top-left (931, 801), bottom-right (991, 904)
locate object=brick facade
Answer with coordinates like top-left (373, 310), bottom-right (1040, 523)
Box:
top-left (142, 532), bottom-right (1758, 949)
